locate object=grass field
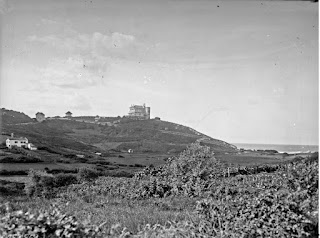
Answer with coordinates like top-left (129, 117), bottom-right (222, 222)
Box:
top-left (215, 151), bottom-right (298, 165)
top-left (0, 175), bottom-right (30, 184)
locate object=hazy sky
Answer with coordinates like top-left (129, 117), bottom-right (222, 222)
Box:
top-left (0, 0), bottom-right (318, 145)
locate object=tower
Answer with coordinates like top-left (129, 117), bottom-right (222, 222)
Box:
top-left (145, 107), bottom-right (150, 119)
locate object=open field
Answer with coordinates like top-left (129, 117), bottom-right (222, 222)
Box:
top-left (99, 153), bottom-right (168, 166)
top-left (0, 175), bottom-right (30, 184)
top-left (0, 162), bottom-right (95, 171)
top-left (215, 151), bottom-right (304, 165)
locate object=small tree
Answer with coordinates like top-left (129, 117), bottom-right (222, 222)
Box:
top-left (164, 142), bottom-right (223, 180)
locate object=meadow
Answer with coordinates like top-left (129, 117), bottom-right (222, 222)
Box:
top-left (0, 142), bottom-right (318, 237)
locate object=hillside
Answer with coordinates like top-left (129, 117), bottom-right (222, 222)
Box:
top-left (0, 108), bottom-right (237, 155)
top-left (0, 108), bottom-right (34, 125)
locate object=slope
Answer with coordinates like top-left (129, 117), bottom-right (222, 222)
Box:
top-left (0, 108), bottom-right (237, 155)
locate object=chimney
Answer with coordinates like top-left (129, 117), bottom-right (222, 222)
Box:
top-left (11, 133), bottom-right (14, 138)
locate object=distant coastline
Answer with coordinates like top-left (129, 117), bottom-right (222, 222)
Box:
top-left (233, 143), bottom-right (318, 154)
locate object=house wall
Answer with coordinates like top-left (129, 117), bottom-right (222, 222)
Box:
top-left (27, 143), bottom-right (37, 150)
top-left (6, 138), bottom-right (28, 148)
top-left (128, 105), bottom-right (151, 119)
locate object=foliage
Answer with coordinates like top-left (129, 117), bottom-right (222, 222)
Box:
top-left (77, 167), bottom-right (100, 182)
top-left (0, 156), bottom-right (43, 163)
top-left (24, 170), bottom-right (78, 198)
top-left (0, 204), bottom-right (105, 237)
top-left (0, 142), bottom-right (318, 237)
top-left (0, 170), bottom-right (28, 176)
top-left (0, 180), bottom-right (25, 196)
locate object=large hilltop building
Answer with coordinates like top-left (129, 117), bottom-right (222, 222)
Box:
top-left (128, 104), bottom-right (150, 120)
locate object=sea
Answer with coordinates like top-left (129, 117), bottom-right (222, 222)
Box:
top-left (233, 143), bottom-right (319, 154)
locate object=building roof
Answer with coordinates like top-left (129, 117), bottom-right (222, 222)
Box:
top-left (36, 112), bottom-right (45, 115)
top-left (66, 111), bottom-right (72, 114)
top-left (7, 137), bottom-right (28, 141)
top-left (130, 105), bottom-right (145, 108)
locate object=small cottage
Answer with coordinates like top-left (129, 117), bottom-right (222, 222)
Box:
top-left (65, 111), bottom-right (72, 118)
top-left (36, 112), bottom-right (45, 122)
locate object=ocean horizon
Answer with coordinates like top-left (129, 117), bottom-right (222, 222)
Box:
top-left (232, 143), bottom-right (318, 153)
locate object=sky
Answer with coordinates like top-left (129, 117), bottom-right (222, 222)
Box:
top-left (0, 0), bottom-right (318, 145)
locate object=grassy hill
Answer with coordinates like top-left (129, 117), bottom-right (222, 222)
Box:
top-left (0, 108), bottom-right (237, 156)
top-left (0, 108), bottom-right (34, 125)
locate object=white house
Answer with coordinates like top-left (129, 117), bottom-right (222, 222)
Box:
top-left (6, 137), bottom-right (29, 149)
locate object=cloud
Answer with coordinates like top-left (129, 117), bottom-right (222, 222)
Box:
top-left (0, 0), bottom-right (13, 14)
top-left (37, 56), bottom-right (107, 89)
top-left (247, 96), bottom-right (261, 105)
top-left (27, 31), bottom-right (136, 55)
top-left (40, 18), bottom-right (60, 26)
top-left (26, 27), bottom-right (142, 89)
top-left (68, 94), bottom-right (92, 111)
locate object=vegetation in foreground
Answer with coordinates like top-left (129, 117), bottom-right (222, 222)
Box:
top-left (0, 142), bottom-right (318, 237)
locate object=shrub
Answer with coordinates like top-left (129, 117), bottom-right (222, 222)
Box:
top-left (24, 170), bottom-right (79, 198)
top-left (0, 205), bottom-right (104, 237)
top-left (77, 167), bottom-right (100, 182)
top-left (0, 170), bottom-right (28, 176)
top-left (0, 180), bottom-right (25, 196)
top-left (24, 170), bottom-right (54, 197)
top-left (54, 173), bottom-right (78, 187)
top-left (46, 168), bottom-right (77, 174)
top-left (0, 156), bottom-right (43, 163)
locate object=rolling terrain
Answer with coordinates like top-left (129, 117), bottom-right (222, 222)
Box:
top-left (0, 108), bottom-right (237, 156)
top-left (0, 108), bottom-right (313, 170)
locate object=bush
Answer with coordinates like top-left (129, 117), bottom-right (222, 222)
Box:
top-left (24, 170), bottom-right (54, 197)
top-left (0, 156), bottom-right (43, 163)
top-left (54, 174), bottom-right (78, 187)
top-left (77, 167), bottom-right (100, 182)
top-left (0, 180), bottom-right (25, 196)
top-left (24, 170), bottom-right (79, 198)
top-left (104, 170), bottom-right (133, 178)
top-left (46, 168), bottom-right (77, 174)
top-left (0, 170), bottom-right (28, 176)
top-left (0, 205), bottom-right (104, 237)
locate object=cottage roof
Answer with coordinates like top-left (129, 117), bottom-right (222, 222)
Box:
top-left (7, 137), bottom-right (28, 141)
top-left (36, 112), bottom-right (44, 115)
